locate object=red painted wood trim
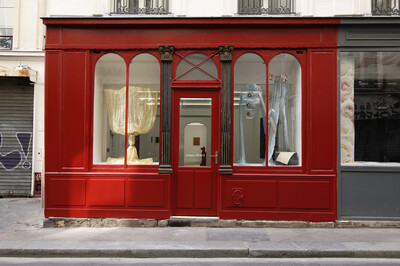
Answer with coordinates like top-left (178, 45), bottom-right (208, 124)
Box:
top-left (42, 17), bottom-right (341, 26)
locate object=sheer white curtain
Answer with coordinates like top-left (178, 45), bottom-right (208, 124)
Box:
top-left (105, 86), bottom-right (158, 164)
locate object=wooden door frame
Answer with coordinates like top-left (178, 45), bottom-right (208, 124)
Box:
top-left (171, 87), bottom-right (221, 216)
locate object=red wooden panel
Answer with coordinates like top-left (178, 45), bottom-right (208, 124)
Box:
top-left (224, 179), bottom-right (277, 208)
top-left (61, 51), bottom-right (87, 170)
top-left (126, 179), bottom-right (165, 207)
top-left (309, 51), bottom-right (336, 172)
top-left (194, 170), bottom-right (212, 209)
top-left (45, 27), bottom-right (61, 46)
top-left (87, 179), bottom-right (125, 207)
top-left (47, 178), bottom-right (86, 206)
top-left (176, 170), bottom-right (194, 208)
top-left (278, 180), bottom-right (331, 209)
top-left (45, 51), bottom-right (61, 172)
top-left (43, 19), bottom-right (339, 50)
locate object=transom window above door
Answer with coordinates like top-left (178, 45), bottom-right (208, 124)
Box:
top-left (175, 53), bottom-right (219, 81)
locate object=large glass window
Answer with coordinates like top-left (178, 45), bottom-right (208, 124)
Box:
top-left (340, 52), bottom-right (400, 165)
top-left (234, 53), bottom-right (301, 167)
top-left (234, 53), bottom-right (266, 165)
top-left (128, 54), bottom-right (160, 164)
top-left (93, 53), bottom-right (160, 165)
top-left (268, 54), bottom-right (302, 166)
top-left (179, 98), bottom-right (211, 167)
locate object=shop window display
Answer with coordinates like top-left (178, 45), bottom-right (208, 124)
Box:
top-left (234, 53), bottom-right (267, 165)
top-left (234, 53), bottom-right (302, 166)
top-left (340, 52), bottom-right (400, 164)
top-left (268, 54), bottom-right (302, 166)
top-left (93, 53), bottom-right (160, 165)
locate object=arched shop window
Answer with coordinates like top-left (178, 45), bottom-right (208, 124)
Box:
top-left (128, 54), bottom-right (160, 165)
top-left (268, 53), bottom-right (302, 166)
top-left (92, 53), bottom-right (160, 165)
top-left (234, 53), bottom-right (266, 165)
top-left (93, 53), bottom-right (126, 165)
top-left (176, 53), bottom-right (218, 80)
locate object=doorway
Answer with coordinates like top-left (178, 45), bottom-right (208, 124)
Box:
top-left (172, 89), bottom-right (220, 216)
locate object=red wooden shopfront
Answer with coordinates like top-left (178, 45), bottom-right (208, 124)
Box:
top-left (43, 18), bottom-right (339, 221)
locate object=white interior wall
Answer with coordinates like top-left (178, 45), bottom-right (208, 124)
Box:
top-left (183, 123), bottom-right (207, 166)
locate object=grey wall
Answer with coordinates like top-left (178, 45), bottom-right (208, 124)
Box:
top-left (338, 18), bottom-right (400, 220)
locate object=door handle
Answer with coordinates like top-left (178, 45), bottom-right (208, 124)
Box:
top-left (210, 151), bottom-right (218, 165)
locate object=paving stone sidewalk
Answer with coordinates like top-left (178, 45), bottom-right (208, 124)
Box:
top-left (1, 197), bottom-right (400, 259)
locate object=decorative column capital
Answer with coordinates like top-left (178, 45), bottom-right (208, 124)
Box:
top-left (159, 45), bottom-right (174, 61)
top-left (219, 46), bottom-right (234, 61)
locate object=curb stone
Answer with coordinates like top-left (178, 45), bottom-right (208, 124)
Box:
top-left (43, 218), bottom-right (400, 228)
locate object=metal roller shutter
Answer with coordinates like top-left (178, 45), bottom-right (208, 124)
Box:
top-left (0, 77), bottom-right (33, 196)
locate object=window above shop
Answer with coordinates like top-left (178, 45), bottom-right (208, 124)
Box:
top-left (112, 0), bottom-right (170, 15)
top-left (0, 0), bottom-right (13, 50)
top-left (237, 0), bottom-right (295, 15)
top-left (372, 0), bottom-right (400, 15)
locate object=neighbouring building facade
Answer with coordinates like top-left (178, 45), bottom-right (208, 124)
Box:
top-left (2, 0), bottom-right (400, 221)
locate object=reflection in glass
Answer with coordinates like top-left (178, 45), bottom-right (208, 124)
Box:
top-left (340, 51), bottom-right (400, 164)
top-left (234, 53), bottom-right (266, 165)
top-left (179, 98), bottom-right (211, 167)
top-left (268, 54), bottom-right (302, 166)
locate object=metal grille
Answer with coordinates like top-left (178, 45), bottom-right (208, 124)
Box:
top-left (0, 36), bottom-right (12, 49)
top-left (238, 0), bottom-right (295, 15)
top-left (372, 0), bottom-right (400, 15)
top-left (0, 80), bottom-right (33, 196)
top-left (112, 0), bottom-right (169, 15)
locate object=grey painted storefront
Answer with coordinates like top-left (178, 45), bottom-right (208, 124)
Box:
top-left (338, 18), bottom-right (400, 220)
top-left (0, 77), bottom-right (33, 196)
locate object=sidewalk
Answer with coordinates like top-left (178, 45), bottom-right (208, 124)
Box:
top-left (1, 197), bottom-right (400, 259)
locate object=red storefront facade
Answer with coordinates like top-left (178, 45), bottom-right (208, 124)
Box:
top-left (43, 18), bottom-right (339, 222)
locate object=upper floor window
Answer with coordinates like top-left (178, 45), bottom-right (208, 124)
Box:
top-left (238, 0), bottom-right (295, 15)
top-left (372, 0), bottom-right (400, 15)
top-left (0, 0), bottom-right (13, 49)
top-left (112, 0), bottom-right (169, 15)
